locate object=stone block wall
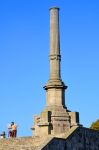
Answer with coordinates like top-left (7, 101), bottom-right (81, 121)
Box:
top-left (65, 127), bottom-right (99, 150)
top-left (42, 127), bottom-right (99, 150)
top-left (0, 127), bottom-right (99, 150)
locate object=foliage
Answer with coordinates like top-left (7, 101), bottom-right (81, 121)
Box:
top-left (90, 119), bottom-right (99, 131)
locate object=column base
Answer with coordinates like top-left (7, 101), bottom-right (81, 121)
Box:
top-left (31, 106), bottom-right (80, 136)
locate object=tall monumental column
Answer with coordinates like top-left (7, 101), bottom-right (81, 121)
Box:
top-left (31, 7), bottom-right (80, 136)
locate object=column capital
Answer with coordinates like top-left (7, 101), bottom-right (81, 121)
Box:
top-left (49, 7), bottom-right (60, 11)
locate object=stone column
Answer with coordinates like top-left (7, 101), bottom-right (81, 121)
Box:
top-left (44, 7), bottom-right (66, 108)
top-left (49, 7), bottom-right (61, 80)
top-left (31, 7), bottom-right (80, 136)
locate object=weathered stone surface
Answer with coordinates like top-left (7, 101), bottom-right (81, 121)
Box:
top-left (42, 127), bottom-right (99, 150)
top-left (0, 136), bottom-right (53, 150)
top-left (0, 127), bottom-right (99, 149)
top-left (65, 127), bottom-right (99, 150)
top-left (32, 7), bottom-right (80, 137)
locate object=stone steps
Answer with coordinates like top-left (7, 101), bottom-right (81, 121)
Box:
top-left (0, 136), bottom-right (53, 150)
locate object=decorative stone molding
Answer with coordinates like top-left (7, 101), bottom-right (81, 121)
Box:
top-left (49, 55), bottom-right (61, 60)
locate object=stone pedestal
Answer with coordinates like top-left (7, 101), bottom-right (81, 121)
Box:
top-left (32, 106), bottom-right (80, 136)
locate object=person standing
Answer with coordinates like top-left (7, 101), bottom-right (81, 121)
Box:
top-left (11, 122), bottom-right (17, 137)
top-left (7, 123), bottom-right (12, 138)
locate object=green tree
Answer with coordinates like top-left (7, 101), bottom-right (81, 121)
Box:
top-left (90, 119), bottom-right (99, 131)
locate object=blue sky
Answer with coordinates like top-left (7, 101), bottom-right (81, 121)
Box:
top-left (0, 0), bottom-right (99, 136)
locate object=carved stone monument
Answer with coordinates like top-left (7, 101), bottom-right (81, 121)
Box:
top-left (31, 7), bottom-right (80, 136)
top-left (0, 6), bottom-right (99, 150)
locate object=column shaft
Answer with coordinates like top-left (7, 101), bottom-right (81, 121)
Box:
top-left (50, 7), bottom-right (61, 80)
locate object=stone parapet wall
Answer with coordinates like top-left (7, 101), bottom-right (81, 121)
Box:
top-left (0, 127), bottom-right (99, 150)
top-left (65, 127), bottom-right (99, 150)
top-left (42, 127), bottom-right (99, 150)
